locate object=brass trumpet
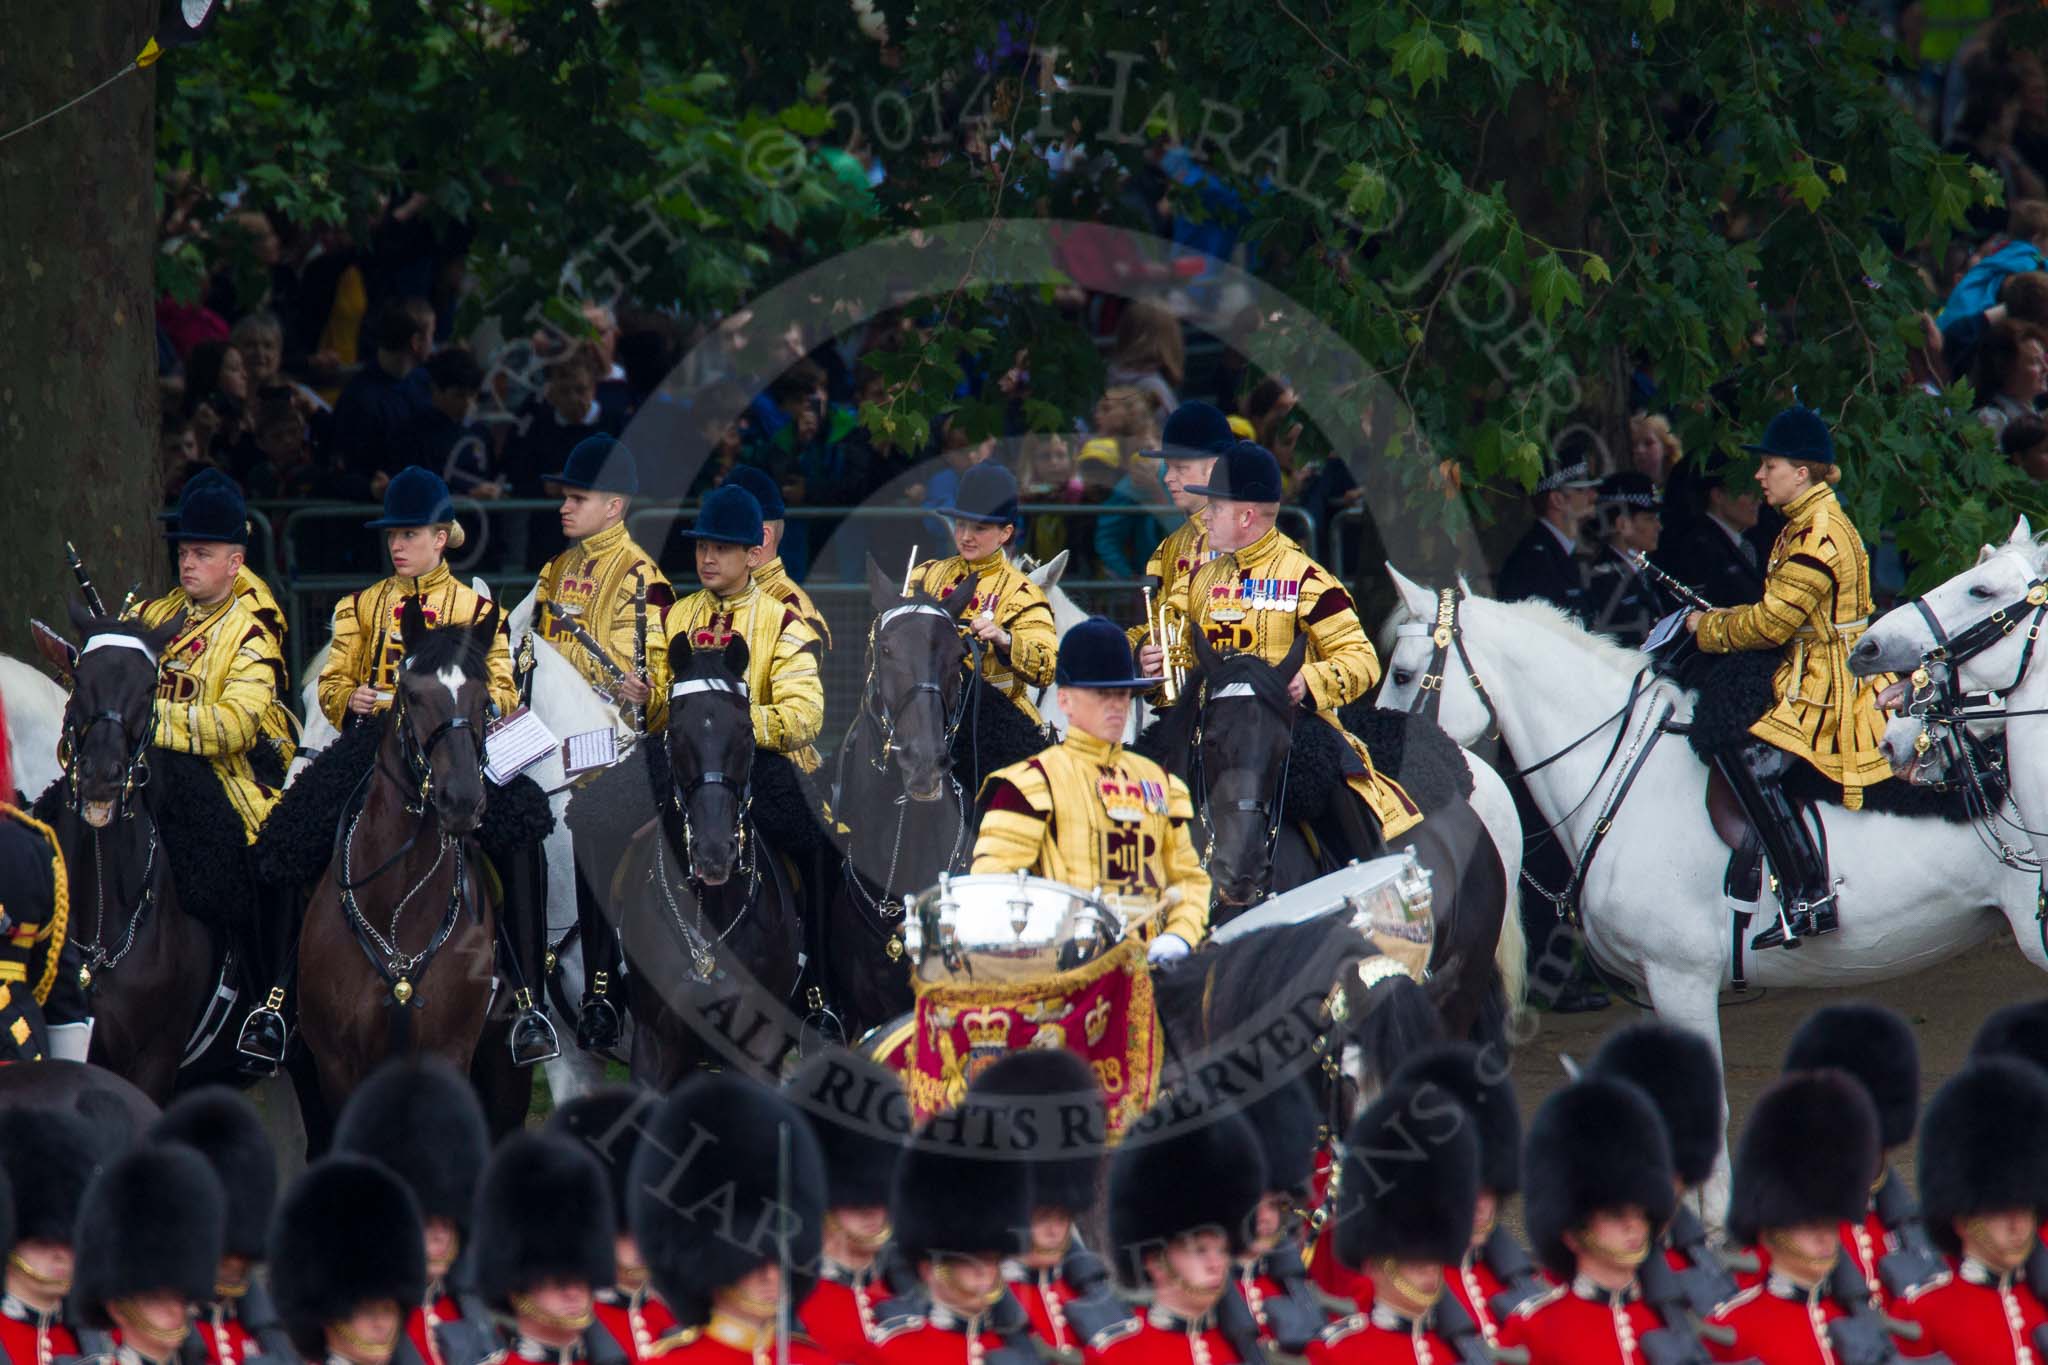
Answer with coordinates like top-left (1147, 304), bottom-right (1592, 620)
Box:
top-left (1143, 580), bottom-right (1186, 704)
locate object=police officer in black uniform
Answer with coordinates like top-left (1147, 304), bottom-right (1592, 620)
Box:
top-left (1494, 440), bottom-right (1599, 625)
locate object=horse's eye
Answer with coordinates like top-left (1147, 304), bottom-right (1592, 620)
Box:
top-left (1970, 586), bottom-right (1995, 599)
top-left (1393, 670), bottom-right (1414, 687)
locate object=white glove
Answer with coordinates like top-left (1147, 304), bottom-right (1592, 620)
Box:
top-left (46, 1020), bottom-right (93, 1063)
top-left (1147, 933), bottom-right (1192, 965)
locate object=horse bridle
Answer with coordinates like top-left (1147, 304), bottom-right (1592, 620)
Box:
top-left (861, 602), bottom-right (982, 771)
top-left (62, 635), bottom-right (162, 822)
top-left (391, 678), bottom-right (486, 814)
top-left (1397, 587), bottom-right (1500, 740)
top-left (665, 676), bottom-right (757, 867)
top-left (1191, 677), bottom-right (1295, 880)
top-left (1902, 575), bottom-right (2048, 723)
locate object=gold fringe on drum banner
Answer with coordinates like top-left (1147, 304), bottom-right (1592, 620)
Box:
top-left (904, 938), bottom-right (1161, 1138)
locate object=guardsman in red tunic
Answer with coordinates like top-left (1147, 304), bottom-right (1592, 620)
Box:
top-left (1782, 1003), bottom-right (1926, 1309)
top-left (631, 1075), bottom-right (831, 1365)
top-left (1889, 1058), bottom-right (2048, 1362)
top-left (1705, 1070), bottom-right (1881, 1363)
top-left (268, 1156), bottom-right (429, 1365)
top-left (967, 1049), bottom-right (1131, 1356)
top-left (868, 1105), bottom-right (1040, 1365)
top-left (788, 1050), bottom-right (906, 1365)
top-left (549, 1089), bottom-right (680, 1365)
top-left (148, 1089), bottom-right (294, 1365)
top-left (1390, 1043), bottom-right (1544, 1348)
top-left (331, 1059), bottom-right (498, 1365)
top-left (69, 1144), bottom-right (226, 1365)
top-left (1586, 1022), bottom-right (1746, 1323)
top-left (470, 1133), bottom-right (621, 1365)
top-left (1086, 1098), bottom-right (1270, 1365)
top-left (1236, 1079), bottom-right (1339, 1354)
top-left (1494, 1077), bottom-right (1686, 1365)
top-left (0, 1108), bottom-right (98, 1365)
top-left (1305, 1081), bottom-right (1479, 1365)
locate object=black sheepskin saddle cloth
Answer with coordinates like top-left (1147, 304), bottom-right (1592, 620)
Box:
top-left (34, 751), bottom-right (258, 939)
top-left (564, 739), bottom-right (834, 864)
top-left (1679, 651), bottom-right (2000, 822)
top-left (1133, 706), bottom-right (1471, 828)
top-left (954, 677), bottom-right (1054, 795)
top-left (252, 719), bottom-right (554, 889)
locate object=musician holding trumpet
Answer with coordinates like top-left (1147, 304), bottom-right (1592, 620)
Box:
top-left (1127, 401), bottom-right (1238, 693)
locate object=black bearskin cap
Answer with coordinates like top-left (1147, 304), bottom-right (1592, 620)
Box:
top-left (788, 1049), bottom-right (912, 1211)
top-left (1971, 998), bottom-right (2048, 1076)
top-left (892, 1104), bottom-right (1031, 1262)
top-left (1335, 1083), bottom-right (1479, 1268)
top-left (1727, 1070), bottom-right (1879, 1245)
top-left (149, 1087), bottom-right (277, 1261)
top-left (1785, 1003), bottom-right (1921, 1150)
top-left (73, 1144), bottom-right (225, 1327)
top-left (0, 1107), bottom-right (99, 1243)
top-left (967, 1048), bottom-right (1106, 1217)
top-left (472, 1132), bottom-right (616, 1309)
top-left (269, 1156), bottom-right (428, 1360)
top-left (1524, 1077), bottom-right (1677, 1280)
top-left (1919, 1057), bottom-right (2048, 1256)
top-left (1586, 1020), bottom-right (1722, 1189)
top-left (630, 1074), bottom-right (827, 1326)
top-left (331, 1057), bottom-right (489, 1232)
top-left (1107, 1101), bottom-right (1266, 1289)
top-left (1393, 1042), bottom-right (1523, 1197)
top-left (547, 1087), bottom-right (661, 1230)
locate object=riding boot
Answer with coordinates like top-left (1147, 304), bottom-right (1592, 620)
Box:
top-left (1712, 742), bottom-right (1836, 951)
top-left (500, 845), bottom-right (560, 1068)
top-left (235, 888), bottom-right (302, 1073)
top-left (574, 870), bottom-right (623, 1052)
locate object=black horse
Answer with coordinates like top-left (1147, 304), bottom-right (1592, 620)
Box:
top-left (1140, 632), bottom-right (1512, 1048)
top-left (34, 604), bottom-right (232, 1103)
top-left (822, 559), bottom-right (1047, 1040)
top-left (611, 633), bottom-right (805, 1087)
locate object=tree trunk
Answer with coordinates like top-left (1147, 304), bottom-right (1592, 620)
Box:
top-left (0, 0), bottom-right (161, 663)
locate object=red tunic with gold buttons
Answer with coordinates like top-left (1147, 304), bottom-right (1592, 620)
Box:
top-left (0, 1296), bottom-right (79, 1365)
top-left (194, 1301), bottom-right (262, 1365)
top-left (1081, 1307), bottom-right (1246, 1365)
top-left (1495, 1277), bottom-right (1670, 1365)
top-left (871, 1301), bottom-right (1017, 1365)
top-left (1305, 1305), bottom-right (1454, 1365)
top-left (799, 1262), bottom-right (892, 1365)
top-left (641, 1317), bottom-right (832, 1365)
top-left (405, 1293), bottom-right (466, 1365)
top-left (1443, 1251), bottom-right (1505, 1348)
top-left (1890, 1256), bottom-right (2048, 1362)
top-left (1004, 1263), bottom-right (1083, 1355)
top-left (1704, 1272), bottom-right (1848, 1365)
top-left (596, 1285), bottom-right (680, 1365)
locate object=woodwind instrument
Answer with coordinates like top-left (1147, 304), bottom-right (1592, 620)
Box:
top-left (630, 572), bottom-right (648, 735)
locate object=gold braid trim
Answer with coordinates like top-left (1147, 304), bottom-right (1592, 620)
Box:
top-left (1, 805), bottom-right (66, 1006)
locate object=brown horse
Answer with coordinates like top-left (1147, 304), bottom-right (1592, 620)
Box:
top-left (297, 599), bottom-right (501, 1112)
top-left (37, 604), bottom-right (217, 1102)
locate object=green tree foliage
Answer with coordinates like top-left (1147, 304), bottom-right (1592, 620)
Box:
top-left (159, 0), bottom-right (2038, 584)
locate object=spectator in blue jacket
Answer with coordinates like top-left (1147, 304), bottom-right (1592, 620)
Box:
top-left (1094, 451), bottom-right (1174, 579)
top-left (1939, 199), bottom-right (2048, 327)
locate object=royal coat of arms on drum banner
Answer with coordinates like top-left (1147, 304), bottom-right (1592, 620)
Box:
top-left (901, 938), bottom-right (1160, 1136)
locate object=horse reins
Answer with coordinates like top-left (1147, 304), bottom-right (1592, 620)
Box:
top-left (1190, 679), bottom-right (1295, 879)
top-left (63, 635), bottom-right (166, 990)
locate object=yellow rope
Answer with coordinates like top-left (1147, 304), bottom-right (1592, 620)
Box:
top-left (1, 805), bottom-right (68, 1006)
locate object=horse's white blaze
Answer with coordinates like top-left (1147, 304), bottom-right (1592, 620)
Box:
top-left (435, 665), bottom-right (468, 707)
top-left (1385, 564), bottom-right (2048, 1227)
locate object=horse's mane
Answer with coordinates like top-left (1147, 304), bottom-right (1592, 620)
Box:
top-left (1153, 914), bottom-right (1372, 1056)
top-left (1475, 594), bottom-right (1649, 681)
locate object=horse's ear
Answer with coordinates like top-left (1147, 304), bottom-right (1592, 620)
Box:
top-left (1279, 628), bottom-right (1310, 684)
top-left (1384, 563), bottom-right (1437, 621)
top-left (1980, 543), bottom-right (2001, 566)
top-left (144, 611), bottom-right (186, 659)
top-left (1025, 549), bottom-right (1069, 590)
top-left (939, 576), bottom-right (978, 620)
top-left (30, 619), bottom-right (77, 683)
top-left (398, 594), bottom-right (427, 654)
top-left (867, 555), bottom-right (899, 610)
top-left (723, 632), bottom-right (751, 681)
top-left (67, 598), bottom-right (97, 638)
top-left (668, 631), bottom-right (693, 678)
top-left (474, 599), bottom-right (502, 646)
top-left (2014, 516), bottom-right (2034, 546)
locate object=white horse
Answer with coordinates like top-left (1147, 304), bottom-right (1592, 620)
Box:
top-left (1, 654), bottom-right (66, 800)
top-left (1375, 566), bottom-right (2048, 1219)
top-left (1859, 520), bottom-right (2048, 897)
top-left (1029, 550), bottom-right (1158, 744)
top-left (294, 583), bottom-right (625, 1103)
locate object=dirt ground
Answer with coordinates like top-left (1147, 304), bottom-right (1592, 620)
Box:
top-left (1507, 935), bottom-right (2047, 1196)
